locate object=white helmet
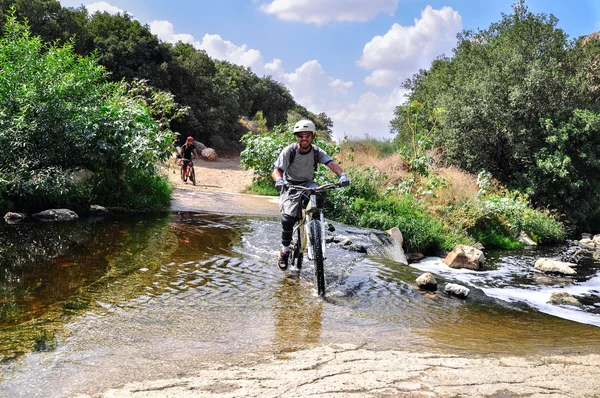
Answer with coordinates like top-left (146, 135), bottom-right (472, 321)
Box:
top-left (293, 119), bottom-right (316, 135)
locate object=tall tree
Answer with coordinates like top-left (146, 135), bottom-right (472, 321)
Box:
top-left (393, 0), bottom-right (600, 220)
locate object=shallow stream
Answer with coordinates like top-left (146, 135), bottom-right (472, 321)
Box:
top-left (1, 212), bottom-right (600, 397)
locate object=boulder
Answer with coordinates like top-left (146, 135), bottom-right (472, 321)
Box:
top-left (534, 258), bottom-right (577, 276)
top-left (444, 283), bottom-right (470, 299)
top-left (192, 140), bottom-right (207, 152)
top-left (517, 231), bottom-right (537, 246)
top-left (579, 238), bottom-right (595, 250)
top-left (4, 212), bottom-right (27, 224)
top-left (32, 209), bottom-right (79, 222)
top-left (416, 272), bottom-right (437, 291)
top-left (406, 252), bottom-right (425, 263)
top-left (548, 291), bottom-right (582, 307)
top-left (201, 148), bottom-right (218, 161)
top-left (443, 245), bottom-right (485, 270)
top-left (386, 227), bottom-right (403, 247)
top-left (88, 205), bottom-right (110, 217)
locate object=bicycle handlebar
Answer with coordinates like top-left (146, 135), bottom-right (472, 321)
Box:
top-left (287, 182), bottom-right (341, 193)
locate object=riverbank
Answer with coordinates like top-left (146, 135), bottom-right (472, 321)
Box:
top-left (75, 343), bottom-right (600, 397)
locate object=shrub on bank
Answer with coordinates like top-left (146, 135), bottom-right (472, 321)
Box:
top-left (0, 14), bottom-right (184, 213)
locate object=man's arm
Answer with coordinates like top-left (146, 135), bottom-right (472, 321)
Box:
top-left (272, 168), bottom-right (283, 182)
top-left (326, 161), bottom-right (344, 176)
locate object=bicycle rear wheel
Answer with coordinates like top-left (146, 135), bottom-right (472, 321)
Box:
top-left (190, 166), bottom-right (196, 185)
top-left (310, 219), bottom-right (325, 297)
top-left (291, 227), bottom-right (303, 270)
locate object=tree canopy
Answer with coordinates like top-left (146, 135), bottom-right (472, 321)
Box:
top-left (392, 0), bottom-right (600, 224)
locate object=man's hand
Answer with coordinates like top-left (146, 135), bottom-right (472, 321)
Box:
top-left (338, 173), bottom-right (350, 187)
top-left (275, 178), bottom-right (286, 192)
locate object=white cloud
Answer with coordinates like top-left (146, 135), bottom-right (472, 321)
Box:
top-left (328, 87), bottom-right (408, 141)
top-left (358, 6), bottom-right (462, 87)
top-left (149, 20), bottom-right (196, 45)
top-left (329, 79), bottom-right (353, 94)
top-left (260, 0), bottom-right (398, 25)
top-left (198, 34), bottom-right (265, 73)
top-left (364, 69), bottom-right (397, 87)
top-left (150, 23), bottom-right (352, 115)
top-left (85, 1), bottom-right (126, 15)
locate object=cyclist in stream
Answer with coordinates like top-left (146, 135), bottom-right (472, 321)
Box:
top-left (179, 136), bottom-right (199, 181)
top-left (272, 119), bottom-right (350, 269)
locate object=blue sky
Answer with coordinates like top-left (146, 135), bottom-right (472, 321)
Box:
top-left (57, 0), bottom-right (600, 141)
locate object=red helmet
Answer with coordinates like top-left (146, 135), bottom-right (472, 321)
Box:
top-left (186, 136), bottom-right (194, 141)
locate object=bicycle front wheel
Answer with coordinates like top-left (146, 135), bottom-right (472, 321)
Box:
top-left (310, 219), bottom-right (325, 297)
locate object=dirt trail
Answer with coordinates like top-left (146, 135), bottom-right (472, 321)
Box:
top-left (163, 156), bottom-right (279, 217)
top-left (85, 157), bottom-right (600, 397)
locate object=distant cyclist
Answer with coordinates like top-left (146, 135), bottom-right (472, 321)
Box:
top-left (179, 136), bottom-right (199, 181)
top-left (272, 119), bottom-right (349, 268)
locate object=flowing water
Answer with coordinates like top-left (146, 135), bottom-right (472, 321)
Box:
top-left (1, 212), bottom-right (600, 397)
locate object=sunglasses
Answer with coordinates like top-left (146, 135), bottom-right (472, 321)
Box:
top-left (296, 133), bottom-right (312, 139)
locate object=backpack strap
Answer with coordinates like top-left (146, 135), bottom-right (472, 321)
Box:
top-left (288, 143), bottom-right (320, 172)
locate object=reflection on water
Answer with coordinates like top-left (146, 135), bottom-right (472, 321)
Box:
top-left (2, 213), bottom-right (600, 396)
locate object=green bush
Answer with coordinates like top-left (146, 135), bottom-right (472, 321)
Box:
top-left (325, 169), bottom-right (469, 253)
top-left (520, 208), bottom-right (566, 244)
top-left (0, 14), bottom-right (185, 212)
top-left (93, 170), bottom-right (173, 210)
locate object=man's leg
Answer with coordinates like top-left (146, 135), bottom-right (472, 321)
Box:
top-left (278, 214), bottom-right (297, 269)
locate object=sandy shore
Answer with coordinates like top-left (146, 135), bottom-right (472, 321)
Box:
top-left (75, 343), bottom-right (600, 397)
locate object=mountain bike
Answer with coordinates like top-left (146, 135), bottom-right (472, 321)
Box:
top-left (181, 159), bottom-right (196, 185)
top-left (287, 182), bottom-right (343, 297)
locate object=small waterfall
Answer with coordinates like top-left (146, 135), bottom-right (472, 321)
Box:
top-left (368, 231), bottom-right (408, 265)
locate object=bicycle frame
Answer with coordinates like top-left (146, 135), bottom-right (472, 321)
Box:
top-left (294, 192), bottom-right (326, 261)
top-left (288, 183), bottom-right (340, 260)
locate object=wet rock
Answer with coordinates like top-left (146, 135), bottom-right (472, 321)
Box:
top-left (532, 273), bottom-right (573, 287)
top-left (32, 209), bottom-right (79, 222)
top-left (406, 252), bottom-right (425, 263)
top-left (88, 205), bottom-right (110, 217)
top-left (579, 238), bottom-right (595, 250)
top-left (534, 258), bottom-right (577, 276)
top-left (332, 235), bottom-right (347, 243)
top-left (517, 231), bottom-right (537, 246)
top-left (581, 233), bottom-right (592, 240)
top-left (416, 272), bottom-right (437, 291)
top-left (325, 236), bottom-right (335, 244)
top-left (339, 238), bottom-right (352, 246)
top-left (472, 242), bottom-right (485, 250)
top-left (560, 243), bottom-right (586, 264)
top-left (442, 245), bottom-right (485, 270)
top-left (548, 291), bottom-right (582, 307)
top-left (4, 212), bottom-right (27, 224)
top-left (325, 222), bottom-right (335, 232)
top-left (444, 283), bottom-right (470, 299)
top-left (342, 243), bottom-right (368, 253)
top-left (386, 227), bottom-right (403, 247)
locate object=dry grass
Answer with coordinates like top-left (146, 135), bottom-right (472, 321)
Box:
top-left (430, 166), bottom-right (479, 206)
top-left (339, 143), bottom-right (408, 187)
top-left (340, 141), bottom-right (480, 205)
